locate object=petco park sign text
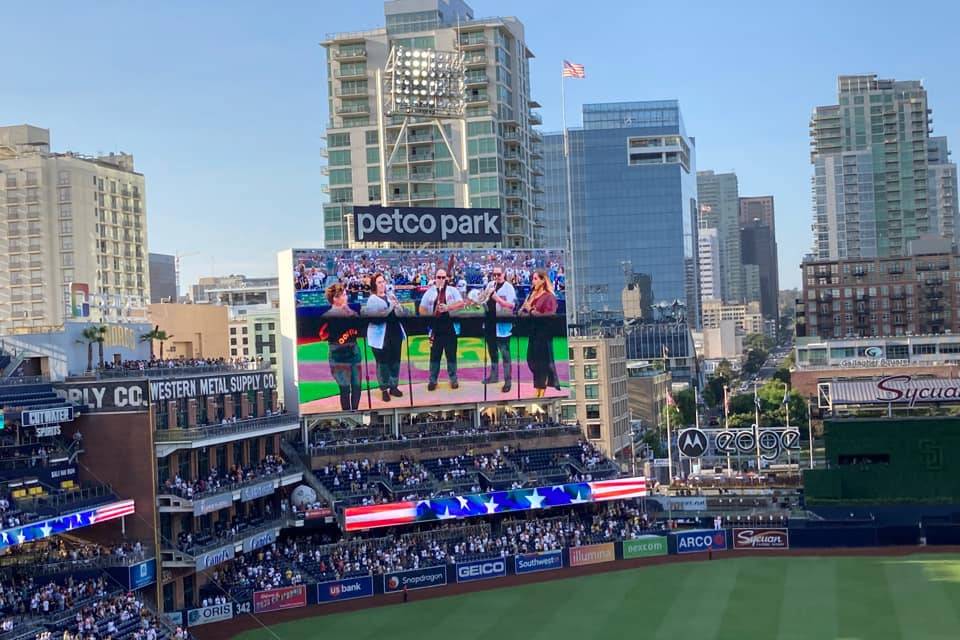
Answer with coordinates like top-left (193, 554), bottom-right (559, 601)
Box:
top-left (353, 206), bottom-right (501, 243)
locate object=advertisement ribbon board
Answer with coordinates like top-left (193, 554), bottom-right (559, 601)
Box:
top-left (622, 536), bottom-right (668, 559)
top-left (569, 543), bottom-right (615, 567)
top-left (383, 565), bottom-right (447, 593)
top-left (252, 585), bottom-right (307, 614)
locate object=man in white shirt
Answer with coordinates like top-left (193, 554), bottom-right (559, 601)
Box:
top-left (477, 266), bottom-right (516, 392)
top-left (418, 269), bottom-right (466, 390)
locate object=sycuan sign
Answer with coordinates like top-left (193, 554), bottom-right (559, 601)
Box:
top-left (830, 375), bottom-right (960, 407)
top-left (353, 206), bottom-right (502, 243)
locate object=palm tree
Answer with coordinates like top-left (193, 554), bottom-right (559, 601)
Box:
top-left (95, 325), bottom-right (107, 369)
top-left (139, 326), bottom-right (173, 361)
top-left (78, 327), bottom-right (101, 372)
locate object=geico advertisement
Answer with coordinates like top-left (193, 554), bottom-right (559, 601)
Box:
top-left (456, 558), bottom-right (507, 583)
top-left (383, 565), bottom-right (447, 592)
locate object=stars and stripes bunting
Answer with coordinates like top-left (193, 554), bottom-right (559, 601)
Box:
top-left (562, 60), bottom-right (585, 78)
top-left (91, 499), bottom-right (136, 524)
top-left (343, 477), bottom-right (648, 532)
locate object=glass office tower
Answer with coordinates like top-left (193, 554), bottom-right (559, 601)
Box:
top-left (544, 101), bottom-right (699, 325)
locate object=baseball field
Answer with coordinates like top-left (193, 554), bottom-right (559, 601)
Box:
top-left (231, 553), bottom-right (960, 639)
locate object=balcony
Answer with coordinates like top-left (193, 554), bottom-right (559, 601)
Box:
top-left (465, 74), bottom-right (488, 86)
top-left (529, 111), bottom-right (543, 125)
top-left (157, 467), bottom-right (304, 514)
top-left (407, 152), bottom-right (435, 163)
top-left (160, 516), bottom-right (293, 570)
top-left (335, 86), bottom-right (369, 97)
top-left (530, 143), bottom-right (543, 158)
top-left (334, 47), bottom-right (367, 61)
top-left (459, 35), bottom-right (487, 49)
top-left (463, 53), bottom-right (487, 67)
top-left (335, 66), bottom-right (367, 80)
top-left (154, 413), bottom-right (299, 455)
top-left (466, 93), bottom-right (489, 104)
top-left (925, 278), bottom-right (944, 287)
top-left (336, 102), bottom-right (370, 115)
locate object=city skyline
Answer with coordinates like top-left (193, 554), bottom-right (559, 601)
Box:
top-left (4, 0), bottom-right (959, 291)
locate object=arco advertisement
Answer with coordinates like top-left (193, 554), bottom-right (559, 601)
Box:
top-left (674, 529), bottom-right (728, 554)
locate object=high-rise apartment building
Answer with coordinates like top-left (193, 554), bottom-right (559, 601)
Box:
top-left (320, 0), bottom-right (543, 249)
top-left (739, 195), bottom-right (780, 319)
top-left (697, 170), bottom-right (743, 303)
top-left (543, 101), bottom-right (699, 323)
top-left (0, 125), bottom-right (149, 330)
top-left (797, 236), bottom-right (959, 339)
top-left (928, 136), bottom-right (959, 242)
top-left (810, 75), bottom-right (954, 260)
top-left (148, 253), bottom-right (177, 303)
top-left (697, 226), bottom-right (721, 302)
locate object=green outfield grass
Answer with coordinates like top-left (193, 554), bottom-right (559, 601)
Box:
top-left (234, 554), bottom-right (960, 640)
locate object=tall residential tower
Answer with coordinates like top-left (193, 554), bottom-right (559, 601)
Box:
top-left (697, 170), bottom-right (744, 304)
top-left (0, 125), bottom-right (149, 331)
top-left (320, 0), bottom-right (543, 249)
top-left (810, 74), bottom-right (954, 260)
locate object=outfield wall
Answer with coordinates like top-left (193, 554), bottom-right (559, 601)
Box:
top-left (184, 524), bottom-right (948, 637)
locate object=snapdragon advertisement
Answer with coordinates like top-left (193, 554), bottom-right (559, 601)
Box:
top-left (291, 249), bottom-right (569, 414)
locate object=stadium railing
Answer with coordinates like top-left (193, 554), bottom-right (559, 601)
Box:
top-left (154, 413), bottom-right (296, 441)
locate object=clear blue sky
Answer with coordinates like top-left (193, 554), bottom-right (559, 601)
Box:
top-left (5, 0), bottom-right (958, 291)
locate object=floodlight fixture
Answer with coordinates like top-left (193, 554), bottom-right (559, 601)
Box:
top-left (386, 45), bottom-right (465, 118)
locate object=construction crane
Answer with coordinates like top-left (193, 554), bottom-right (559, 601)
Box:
top-left (174, 251), bottom-right (200, 302)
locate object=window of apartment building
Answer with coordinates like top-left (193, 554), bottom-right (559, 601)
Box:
top-left (583, 365), bottom-right (598, 380)
top-left (327, 132), bottom-right (350, 147)
top-left (59, 204), bottom-right (71, 219)
top-left (57, 170), bottom-right (70, 186)
top-left (61, 253), bottom-right (73, 267)
top-left (60, 220), bottom-right (73, 235)
top-left (585, 404), bottom-right (601, 420)
top-left (913, 343), bottom-right (937, 355)
top-left (583, 384), bottom-right (600, 400)
top-left (364, 130), bottom-right (378, 145)
top-left (587, 424), bottom-right (602, 440)
top-left (24, 170), bottom-right (38, 186)
top-left (60, 236), bottom-right (73, 251)
top-left (328, 149), bottom-right (351, 166)
top-left (5, 173), bottom-right (15, 188)
top-left (582, 347), bottom-right (597, 360)
top-left (57, 187), bottom-right (71, 202)
top-left (560, 404), bottom-right (576, 422)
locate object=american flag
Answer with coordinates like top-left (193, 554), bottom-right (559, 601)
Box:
top-left (90, 499), bottom-right (135, 524)
top-left (588, 478), bottom-right (647, 501)
top-left (562, 60), bottom-right (585, 79)
top-left (344, 501), bottom-right (418, 532)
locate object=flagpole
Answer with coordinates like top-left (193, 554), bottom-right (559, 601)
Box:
top-left (807, 399), bottom-right (814, 470)
top-left (753, 380), bottom-right (761, 473)
top-left (561, 66), bottom-right (578, 326)
top-left (723, 385), bottom-right (731, 474)
top-left (666, 401), bottom-right (674, 486)
top-left (784, 382), bottom-right (791, 471)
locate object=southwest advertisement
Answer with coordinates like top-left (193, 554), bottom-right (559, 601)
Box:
top-left (622, 536), bottom-right (668, 559)
top-left (515, 550), bottom-right (563, 575)
top-left (291, 249), bottom-right (569, 415)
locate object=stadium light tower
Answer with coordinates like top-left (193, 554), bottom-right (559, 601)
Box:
top-left (375, 44), bottom-right (468, 210)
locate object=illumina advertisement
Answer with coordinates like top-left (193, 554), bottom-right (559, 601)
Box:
top-left (291, 249), bottom-right (569, 414)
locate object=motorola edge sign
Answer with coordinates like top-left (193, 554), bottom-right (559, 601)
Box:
top-left (353, 206), bottom-right (502, 243)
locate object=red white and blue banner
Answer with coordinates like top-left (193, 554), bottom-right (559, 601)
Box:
top-left (344, 477), bottom-right (646, 531)
top-left (0, 498), bottom-right (135, 552)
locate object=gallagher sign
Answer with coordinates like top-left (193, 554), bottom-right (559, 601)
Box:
top-left (732, 528), bottom-right (789, 550)
top-left (674, 529), bottom-right (727, 554)
top-left (353, 206), bottom-right (502, 243)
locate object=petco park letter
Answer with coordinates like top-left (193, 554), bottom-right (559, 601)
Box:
top-left (353, 206), bottom-right (501, 243)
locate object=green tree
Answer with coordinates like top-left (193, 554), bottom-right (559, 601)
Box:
top-left (77, 326), bottom-right (104, 372)
top-left (675, 388), bottom-right (697, 426)
top-left (139, 326), bottom-right (173, 361)
top-left (744, 333), bottom-right (774, 352)
top-left (742, 348), bottom-right (767, 376)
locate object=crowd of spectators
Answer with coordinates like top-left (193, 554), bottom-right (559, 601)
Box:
top-left (99, 357), bottom-right (261, 373)
top-left (160, 456), bottom-right (288, 499)
top-left (176, 508), bottom-right (278, 554)
top-left (308, 418), bottom-right (572, 451)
